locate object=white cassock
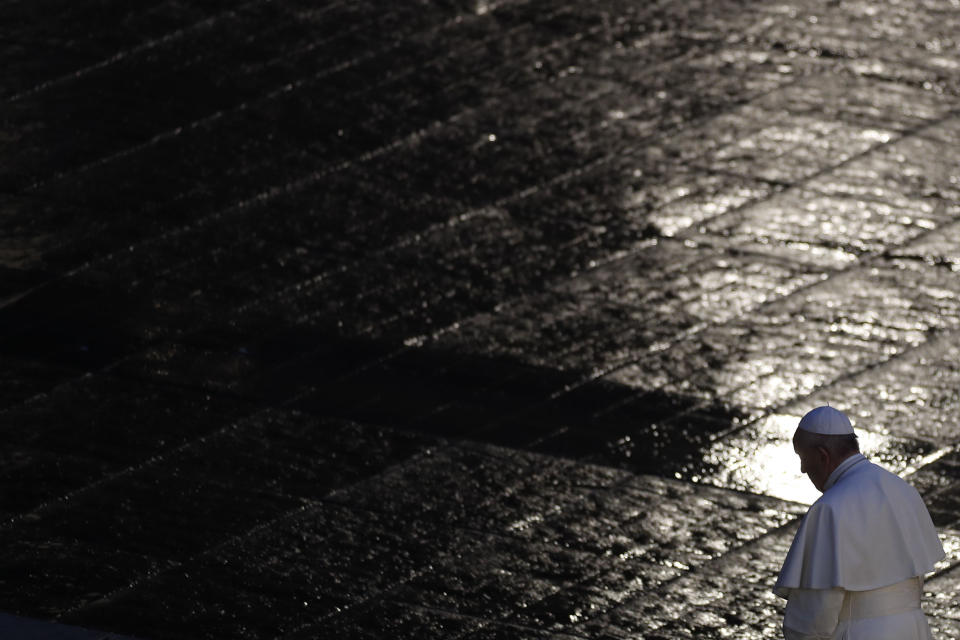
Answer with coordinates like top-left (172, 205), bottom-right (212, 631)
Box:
top-left (774, 453), bottom-right (944, 640)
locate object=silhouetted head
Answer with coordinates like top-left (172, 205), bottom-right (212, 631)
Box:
top-left (792, 406), bottom-right (859, 493)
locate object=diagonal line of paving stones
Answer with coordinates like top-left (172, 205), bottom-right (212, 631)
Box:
top-left (7, 34), bottom-right (788, 320)
top-left (5, 0), bottom-right (960, 626)
top-left (55, 441), bottom-right (538, 624)
top-left (33, 3), bottom-right (784, 272)
top-left (185, 74), bottom-right (804, 358)
top-left (4, 1), bottom-right (262, 104)
top-left (398, 88), bottom-right (958, 351)
top-left (313, 448), bottom-right (805, 639)
top-left (52, 437), bottom-right (801, 638)
top-left (18, 0), bottom-right (535, 192)
top-left (1, 1), bottom-right (796, 404)
top-left (413, 187), bottom-right (960, 452)
top-left (468, 112), bottom-right (960, 374)
top-left (1, 0), bottom-right (386, 106)
top-left (8, 1), bottom-right (638, 283)
top-left (3, 67), bottom-right (952, 552)
top-left (39, 0), bottom-right (720, 270)
top-left (5, 67), bottom-right (952, 508)
top-left (0, 37), bottom-right (784, 540)
top-left (17, 0), bottom-right (615, 204)
top-left (51, 435), bottom-right (423, 620)
top-left (0, 0), bottom-right (724, 398)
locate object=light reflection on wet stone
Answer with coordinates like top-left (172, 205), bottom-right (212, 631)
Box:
top-left (4, 0), bottom-right (960, 638)
top-left (699, 412), bottom-right (944, 504)
top-left (798, 332), bottom-right (960, 444)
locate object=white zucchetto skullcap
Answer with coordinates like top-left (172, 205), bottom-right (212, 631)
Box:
top-left (798, 406), bottom-right (854, 435)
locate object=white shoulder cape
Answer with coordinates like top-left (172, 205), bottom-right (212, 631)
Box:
top-left (774, 455), bottom-right (944, 598)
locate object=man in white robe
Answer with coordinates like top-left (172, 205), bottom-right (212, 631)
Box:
top-left (774, 406), bottom-right (944, 640)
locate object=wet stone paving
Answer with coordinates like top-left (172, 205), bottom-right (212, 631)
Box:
top-left (3, 0), bottom-right (960, 638)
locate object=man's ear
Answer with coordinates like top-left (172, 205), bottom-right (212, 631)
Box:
top-left (815, 445), bottom-right (830, 463)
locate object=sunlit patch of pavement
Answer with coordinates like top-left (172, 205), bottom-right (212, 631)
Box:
top-left (698, 413), bottom-right (945, 505)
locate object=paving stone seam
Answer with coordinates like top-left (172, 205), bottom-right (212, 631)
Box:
top-left (279, 450), bottom-right (636, 638)
top-left (681, 164), bottom-right (959, 238)
top-left (318, 444), bottom-right (802, 637)
top-left (342, 447), bottom-right (806, 640)
top-left (55, 441), bottom-right (446, 618)
top-left (671, 108), bottom-right (960, 243)
top-left (894, 250), bottom-right (960, 273)
top-left (559, 206), bottom-right (960, 400)
top-left (914, 450), bottom-right (960, 505)
top-left (0, 408), bottom-right (292, 533)
top-left (10, 26), bottom-right (790, 315)
top-left (22, 0), bottom-right (537, 193)
top-left (595, 518), bottom-right (799, 623)
top-left (928, 558), bottom-right (960, 584)
top-left (0, 44), bottom-right (804, 416)
top-left (682, 164), bottom-right (795, 190)
top-left (389, 105), bottom-right (958, 368)
top-left (54, 438), bottom-right (619, 625)
top-left (4, 1), bottom-right (260, 104)
top-left (3, 0), bottom-right (386, 109)
top-left (2, 203), bottom-right (952, 555)
top-left (23, 3), bottom-right (636, 282)
top-left (789, 179), bottom-right (959, 214)
top-left (19, 188), bottom-right (937, 524)
top-left (17, 0), bottom-right (784, 280)
top-left (846, 60), bottom-right (960, 95)
top-left (694, 327), bottom-right (960, 451)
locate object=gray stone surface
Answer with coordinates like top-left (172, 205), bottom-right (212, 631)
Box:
top-left (3, 0), bottom-right (960, 638)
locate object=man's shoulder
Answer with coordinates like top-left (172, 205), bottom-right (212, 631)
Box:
top-left (821, 459), bottom-right (916, 505)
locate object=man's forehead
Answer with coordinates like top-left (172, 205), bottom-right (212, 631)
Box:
top-left (792, 428), bottom-right (814, 450)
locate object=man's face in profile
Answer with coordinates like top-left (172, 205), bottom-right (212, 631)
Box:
top-left (793, 434), bottom-right (830, 492)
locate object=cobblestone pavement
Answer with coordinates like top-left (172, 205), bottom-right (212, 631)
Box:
top-left (3, 0), bottom-right (960, 638)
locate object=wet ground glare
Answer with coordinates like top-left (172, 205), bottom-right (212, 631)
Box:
top-left (4, 0), bottom-right (960, 638)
